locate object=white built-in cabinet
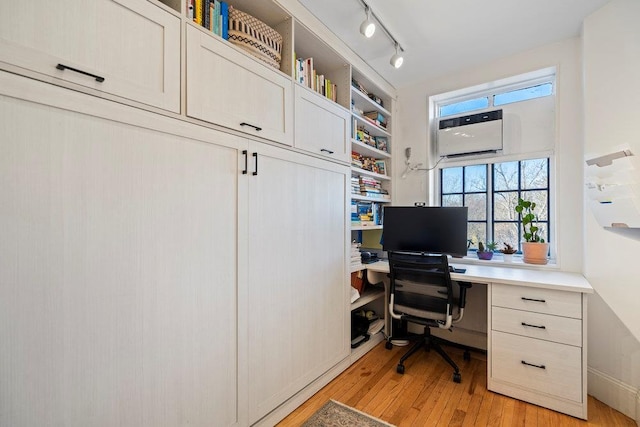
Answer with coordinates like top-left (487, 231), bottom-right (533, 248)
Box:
top-left (488, 283), bottom-right (588, 419)
top-left (294, 85), bottom-right (352, 162)
top-left (0, 0), bottom-right (396, 424)
top-left (0, 0), bottom-right (181, 112)
top-left (186, 24), bottom-right (294, 146)
top-left (246, 142), bottom-right (350, 423)
top-left (0, 74), bottom-right (243, 427)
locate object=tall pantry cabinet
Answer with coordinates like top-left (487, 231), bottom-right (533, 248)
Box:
top-left (0, 0), bottom-right (393, 425)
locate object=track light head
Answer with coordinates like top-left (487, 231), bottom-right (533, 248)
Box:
top-left (390, 44), bottom-right (404, 68)
top-left (359, 8), bottom-right (375, 38)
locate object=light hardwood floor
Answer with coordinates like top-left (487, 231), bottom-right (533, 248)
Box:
top-left (278, 342), bottom-right (636, 426)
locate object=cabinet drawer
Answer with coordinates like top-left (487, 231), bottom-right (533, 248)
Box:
top-left (294, 85), bottom-right (350, 162)
top-left (492, 306), bottom-right (582, 346)
top-left (492, 283), bottom-right (582, 319)
top-left (0, 0), bottom-right (180, 112)
top-left (186, 25), bottom-right (293, 146)
top-left (491, 331), bottom-right (582, 402)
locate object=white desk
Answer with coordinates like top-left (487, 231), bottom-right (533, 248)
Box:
top-left (365, 260), bottom-right (593, 419)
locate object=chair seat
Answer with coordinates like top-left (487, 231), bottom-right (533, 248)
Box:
top-left (395, 291), bottom-right (460, 324)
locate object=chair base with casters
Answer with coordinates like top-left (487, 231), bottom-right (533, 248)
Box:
top-left (385, 251), bottom-right (472, 383)
top-left (385, 325), bottom-right (471, 382)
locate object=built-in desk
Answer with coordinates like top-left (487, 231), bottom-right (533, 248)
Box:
top-left (365, 260), bottom-right (593, 419)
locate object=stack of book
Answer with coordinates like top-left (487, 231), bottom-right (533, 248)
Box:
top-left (350, 176), bottom-right (361, 196)
top-left (363, 111), bottom-right (387, 129)
top-left (294, 56), bottom-right (337, 102)
top-left (350, 241), bottom-right (362, 270)
top-left (359, 177), bottom-right (389, 200)
top-left (351, 200), bottom-right (383, 226)
top-left (351, 151), bottom-right (364, 169)
top-left (189, 0), bottom-right (229, 39)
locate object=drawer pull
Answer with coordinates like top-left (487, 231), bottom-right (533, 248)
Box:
top-left (240, 122), bottom-right (262, 132)
top-left (521, 322), bottom-right (546, 329)
top-left (320, 148), bottom-right (334, 154)
top-left (521, 360), bottom-right (546, 369)
top-left (521, 297), bottom-right (546, 303)
top-left (56, 63), bottom-right (105, 82)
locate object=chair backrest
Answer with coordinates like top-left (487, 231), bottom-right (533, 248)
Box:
top-left (388, 252), bottom-right (455, 328)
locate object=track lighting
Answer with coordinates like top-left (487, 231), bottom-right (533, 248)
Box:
top-left (356, 0), bottom-right (405, 69)
top-left (359, 7), bottom-right (376, 38)
top-left (390, 43), bottom-right (404, 68)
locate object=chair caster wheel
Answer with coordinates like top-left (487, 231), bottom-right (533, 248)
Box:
top-left (463, 350), bottom-right (471, 361)
top-left (453, 372), bottom-right (461, 383)
top-left (396, 364), bottom-right (405, 374)
top-left (385, 341), bottom-right (393, 350)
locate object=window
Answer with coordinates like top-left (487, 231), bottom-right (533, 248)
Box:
top-left (440, 158), bottom-right (550, 253)
top-left (437, 81), bottom-right (554, 118)
top-left (440, 97), bottom-right (489, 117)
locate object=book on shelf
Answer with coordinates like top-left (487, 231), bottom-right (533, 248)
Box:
top-left (194, 0), bottom-right (203, 25)
top-left (220, 1), bottom-right (228, 39)
top-left (294, 56), bottom-right (338, 102)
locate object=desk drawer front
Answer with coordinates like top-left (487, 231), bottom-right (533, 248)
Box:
top-left (492, 284), bottom-right (582, 319)
top-left (492, 306), bottom-right (582, 347)
top-left (492, 331), bottom-right (582, 402)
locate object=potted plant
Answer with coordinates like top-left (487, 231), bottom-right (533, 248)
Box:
top-left (500, 242), bottom-right (517, 263)
top-left (515, 198), bottom-right (549, 265)
top-left (476, 241), bottom-right (497, 260)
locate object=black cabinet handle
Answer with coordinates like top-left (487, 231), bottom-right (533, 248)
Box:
top-left (320, 148), bottom-right (334, 154)
top-left (242, 150), bottom-right (248, 175)
top-left (521, 360), bottom-right (546, 369)
top-left (56, 63), bottom-right (105, 82)
top-left (240, 122), bottom-right (262, 132)
top-left (252, 152), bottom-right (258, 176)
top-left (521, 297), bottom-right (546, 303)
top-left (521, 322), bottom-right (546, 329)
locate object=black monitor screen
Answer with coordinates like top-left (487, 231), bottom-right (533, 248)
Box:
top-left (382, 206), bottom-right (468, 257)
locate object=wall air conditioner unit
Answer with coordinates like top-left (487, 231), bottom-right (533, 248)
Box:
top-left (437, 110), bottom-right (503, 158)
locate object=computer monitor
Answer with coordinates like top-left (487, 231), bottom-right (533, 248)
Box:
top-left (382, 206), bottom-right (468, 257)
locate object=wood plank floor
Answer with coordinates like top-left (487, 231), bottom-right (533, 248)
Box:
top-left (277, 342), bottom-right (636, 427)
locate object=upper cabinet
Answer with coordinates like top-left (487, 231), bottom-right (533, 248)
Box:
top-left (0, 0), bottom-right (181, 112)
top-left (186, 24), bottom-right (294, 146)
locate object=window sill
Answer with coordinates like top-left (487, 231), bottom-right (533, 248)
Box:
top-left (451, 254), bottom-right (558, 270)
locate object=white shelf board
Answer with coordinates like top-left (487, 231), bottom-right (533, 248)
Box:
top-left (351, 167), bottom-right (391, 181)
top-left (351, 139), bottom-right (391, 159)
top-left (353, 112), bottom-right (391, 137)
top-left (351, 86), bottom-right (391, 116)
top-left (351, 287), bottom-right (385, 310)
top-left (350, 263), bottom-right (366, 273)
top-left (351, 194), bottom-right (391, 203)
top-left (351, 224), bottom-right (383, 231)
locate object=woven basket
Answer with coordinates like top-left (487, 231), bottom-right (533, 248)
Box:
top-left (228, 6), bottom-right (283, 70)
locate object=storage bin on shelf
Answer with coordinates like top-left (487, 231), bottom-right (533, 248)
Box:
top-left (228, 6), bottom-right (283, 70)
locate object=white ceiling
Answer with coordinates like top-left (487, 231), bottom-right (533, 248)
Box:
top-left (299, 0), bottom-right (610, 89)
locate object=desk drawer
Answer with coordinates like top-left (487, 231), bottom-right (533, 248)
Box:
top-left (491, 331), bottom-right (582, 402)
top-left (492, 306), bottom-right (582, 347)
top-left (492, 283), bottom-right (582, 319)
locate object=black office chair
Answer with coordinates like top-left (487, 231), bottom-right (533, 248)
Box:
top-left (385, 251), bottom-right (472, 383)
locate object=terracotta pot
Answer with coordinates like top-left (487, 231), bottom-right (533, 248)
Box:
top-left (522, 242), bottom-right (549, 265)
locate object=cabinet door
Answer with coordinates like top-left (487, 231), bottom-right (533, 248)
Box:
top-left (186, 25), bottom-right (294, 146)
top-left (294, 85), bottom-right (351, 163)
top-left (0, 90), bottom-right (242, 426)
top-left (0, 0), bottom-right (180, 112)
top-left (246, 143), bottom-right (350, 422)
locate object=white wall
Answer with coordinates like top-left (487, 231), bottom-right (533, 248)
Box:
top-left (395, 37), bottom-right (584, 272)
top-left (396, 23), bottom-right (640, 418)
top-left (582, 0), bottom-right (640, 415)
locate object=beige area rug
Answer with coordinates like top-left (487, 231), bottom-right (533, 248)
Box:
top-left (302, 400), bottom-right (396, 427)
